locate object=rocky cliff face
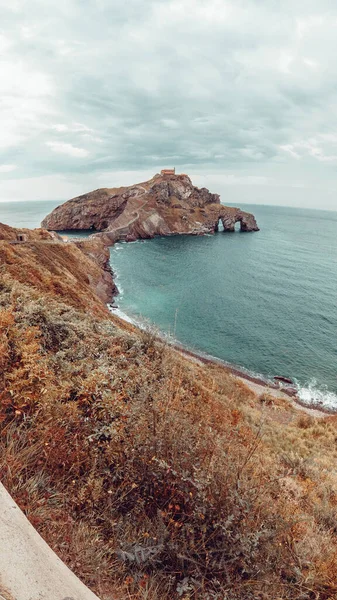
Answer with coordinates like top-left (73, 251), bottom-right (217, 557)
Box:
top-left (41, 173), bottom-right (259, 244)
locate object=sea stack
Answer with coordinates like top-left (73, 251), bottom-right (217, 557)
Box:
top-left (41, 171), bottom-right (259, 244)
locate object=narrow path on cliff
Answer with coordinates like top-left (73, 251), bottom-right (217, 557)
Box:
top-left (109, 188), bottom-right (150, 238)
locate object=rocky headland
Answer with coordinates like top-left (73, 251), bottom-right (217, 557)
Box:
top-left (41, 171), bottom-right (259, 244)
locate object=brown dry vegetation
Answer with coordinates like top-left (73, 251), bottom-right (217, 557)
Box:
top-left (0, 238), bottom-right (114, 312)
top-left (1, 240), bottom-right (337, 599)
top-left (0, 222), bottom-right (57, 242)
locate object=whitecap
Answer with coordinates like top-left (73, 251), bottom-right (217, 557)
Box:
top-left (296, 378), bottom-right (337, 411)
top-left (108, 307), bottom-right (136, 325)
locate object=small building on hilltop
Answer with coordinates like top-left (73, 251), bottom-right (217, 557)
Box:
top-left (161, 168), bottom-right (175, 176)
top-left (16, 233), bottom-right (28, 242)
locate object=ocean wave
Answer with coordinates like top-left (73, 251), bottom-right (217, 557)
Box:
top-left (108, 307), bottom-right (137, 325)
top-left (296, 379), bottom-right (337, 411)
top-left (108, 306), bottom-right (180, 344)
top-left (115, 283), bottom-right (124, 295)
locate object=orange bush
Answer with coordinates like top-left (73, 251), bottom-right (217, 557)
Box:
top-left (1, 266), bottom-right (337, 599)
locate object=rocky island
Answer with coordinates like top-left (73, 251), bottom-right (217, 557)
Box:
top-left (41, 170), bottom-right (259, 244)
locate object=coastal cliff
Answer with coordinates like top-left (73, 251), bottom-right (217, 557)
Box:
top-left (41, 172), bottom-right (259, 242)
top-left (0, 223), bottom-right (116, 309)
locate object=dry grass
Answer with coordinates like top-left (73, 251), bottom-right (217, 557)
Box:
top-left (1, 261), bottom-right (337, 599)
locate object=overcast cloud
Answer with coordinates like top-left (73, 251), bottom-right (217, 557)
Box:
top-left (1, 0), bottom-right (337, 209)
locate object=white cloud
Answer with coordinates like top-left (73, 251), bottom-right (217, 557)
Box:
top-left (81, 133), bottom-right (103, 143)
top-left (161, 119), bottom-right (179, 129)
top-left (280, 134), bottom-right (337, 164)
top-left (46, 141), bottom-right (89, 157)
top-left (0, 164), bottom-right (17, 173)
top-left (0, 0), bottom-right (23, 12)
top-left (279, 52), bottom-right (294, 74)
top-left (0, 49), bottom-right (54, 150)
top-left (0, 59), bottom-right (51, 97)
top-left (51, 124), bottom-right (69, 132)
top-left (303, 57), bottom-right (318, 69)
top-left (72, 122), bottom-right (93, 133)
top-left (296, 15), bottom-right (325, 40)
top-left (240, 147), bottom-right (264, 160)
top-left (20, 25), bottom-right (37, 40)
top-left (51, 122), bottom-right (94, 133)
top-left (0, 34), bottom-right (11, 52)
top-left (280, 145), bottom-right (301, 159)
top-left (2, 1), bottom-right (337, 208)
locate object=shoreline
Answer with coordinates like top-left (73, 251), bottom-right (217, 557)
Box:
top-left (174, 345), bottom-right (333, 418)
top-left (109, 306), bottom-right (335, 418)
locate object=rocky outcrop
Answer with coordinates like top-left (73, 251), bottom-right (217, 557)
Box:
top-left (41, 173), bottom-right (259, 244)
top-left (73, 238), bottom-right (118, 301)
top-left (218, 206), bottom-right (260, 232)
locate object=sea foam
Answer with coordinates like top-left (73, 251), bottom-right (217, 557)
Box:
top-left (109, 307), bottom-right (136, 325)
top-left (297, 379), bottom-right (337, 411)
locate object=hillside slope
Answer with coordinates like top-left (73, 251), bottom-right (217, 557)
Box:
top-left (0, 222), bottom-right (60, 242)
top-left (1, 226), bottom-right (337, 600)
top-left (0, 227), bottom-right (116, 311)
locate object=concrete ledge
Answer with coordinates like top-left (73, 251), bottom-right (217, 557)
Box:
top-left (0, 483), bottom-right (100, 600)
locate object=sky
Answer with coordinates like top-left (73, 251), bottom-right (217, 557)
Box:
top-left (1, 0), bottom-right (337, 210)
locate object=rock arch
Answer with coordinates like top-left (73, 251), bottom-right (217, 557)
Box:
top-left (217, 207), bottom-right (259, 232)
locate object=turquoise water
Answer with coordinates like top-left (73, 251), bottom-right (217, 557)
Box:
top-left (2, 200), bottom-right (337, 408)
top-left (110, 205), bottom-right (337, 409)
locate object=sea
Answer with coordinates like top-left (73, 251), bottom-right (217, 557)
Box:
top-left (1, 200), bottom-right (337, 410)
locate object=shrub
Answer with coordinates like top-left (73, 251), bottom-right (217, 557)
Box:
top-left (1, 275), bottom-right (337, 599)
